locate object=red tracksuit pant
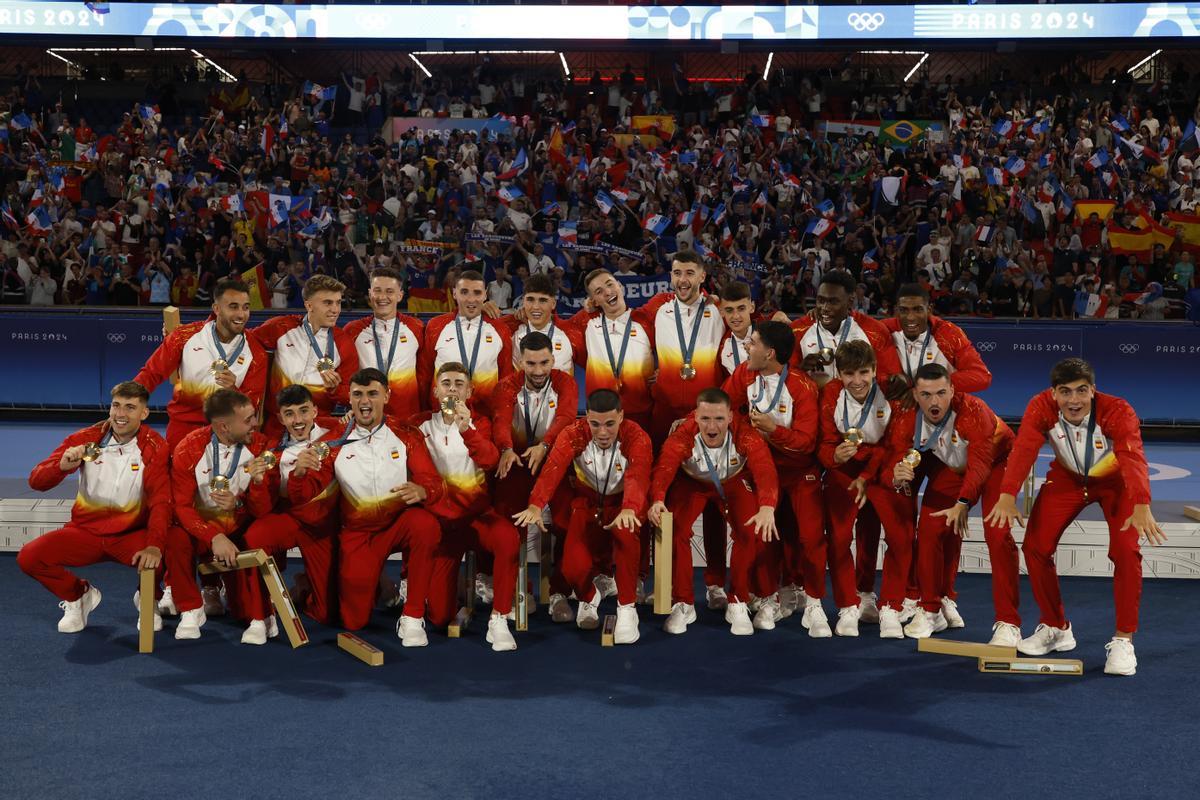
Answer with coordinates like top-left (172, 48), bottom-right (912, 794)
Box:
top-left (339, 508), bottom-right (441, 630)
top-left (853, 505), bottom-right (883, 594)
top-left (757, 469), bottom-right (825, 599)
top-left (914, 461), bottom-right (1019, 623)
top-left (824, 466), bottom-right (887, 609)
top-left (239, 513), bottom-right (337, 624)
top-left (1022, 466), bottom-right (1141, 633)
top-left (18, 524), bottom-right (203, 611)
top-left (561, 497), bottom-right (641, 606)
top-left (427, 511), bottom-right (522, 626)
top-left (665, 473), bottom-right (762, 605)
top-left (494, 467), bottom-right (572, 598)
top-left (857, 485), bottom-right (918, 611)
top-left (181, 527), bottom-right (262, 621)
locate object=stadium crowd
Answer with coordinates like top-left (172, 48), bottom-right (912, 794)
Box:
top-left (1, 56), bottom-right (1198, 320)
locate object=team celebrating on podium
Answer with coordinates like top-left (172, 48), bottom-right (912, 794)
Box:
top-left (17, 252), bottom-right (1168, 676)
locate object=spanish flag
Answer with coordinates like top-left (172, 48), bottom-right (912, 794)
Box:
top-left (1162, 211), bottom-right (1200, 252)
top-left (241, 262), bottom-right (268, 310)
top-left (1106, 224), bottom-right (1153, 260)
top-left (1131, 211), bottom-right (1178, 250)
top-left (1075, 199), bottom-right (1117, 222)
top-left (548, 125), bottom-right (567, 168)
top-left (407, 287), bottom-right (452, 314)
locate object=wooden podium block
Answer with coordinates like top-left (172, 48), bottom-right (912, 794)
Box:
top-left (515, 533), bottom-right (529, 632)
top-left (918, 638), bottom-right (1017, 660)
top-left (978, 657), bottom-right (1084, 676)
top-left (537, 528), bottom-right (553, 606)
top-left (138, 568), bottom-right (155, 654)
top-left (601, 614), bottom-right (617, 647)
top-left (652, 512), bottom-right (673, 616)
top-left (197, 548), bottom-right (267, 575)
top-left (338, 632), bottom-right (384, 666)
top-left (260, 556), bottom-right (309, 648)
top-left (163, 306), bottom-right (181, 385)
top-left (1183, 505), bottom-right (1200, 522)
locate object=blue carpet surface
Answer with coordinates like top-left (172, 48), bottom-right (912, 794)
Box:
top-left (1, 556), bottom-right (1196, 798)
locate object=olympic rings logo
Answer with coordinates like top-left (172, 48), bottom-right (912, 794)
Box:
top-left (847, 12), bottom-right (886, 32)
top-left (977, 341), bottom-right (997, 352)
top-left (1118, 343), bottom-right (1140, 354)
top-left (107, 333), bottom-right (126, 344)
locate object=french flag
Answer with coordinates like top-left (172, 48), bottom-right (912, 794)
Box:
top-left (816, 198), bottom-right (836, 218)
top-left (711, 202), bottom-right (727, 228)
top-left (1073, 291), bottom-right (1109, 318)
top-left (992, 120), bottom-right (1015, 139)
top-left (690, 202), bottom-right (710, 234)
top-left (1038, 181), bottom-right (1056, 203)
top-left (26, 206), bottom-right (52, 234)
top-left (1004, 156), bottom-right (1028, 178)
top-left (862, 248), bottom-right (879, 270)
top-left (1110, 115), bottom-right (1132, 134)
top-left (1056, 193), bottom-right (1074, 222)
top-left (676, 207), bottom-right (694, 229)
top-left (752, 189), bottom-right (768, 210)
top-left (0, 202), bottom-right (19, 230)
top-left (557, 221), bottom-right (577, 246)
top-left (496, 148), bottom-right (528, 181)
top-left (951, 176), bottom-right (965, 215)
top-left (540, 201), bottom-right (560, 218)
top-left (985, 168), bottom-right (1005, 186)
top-left (9, 112), bottom-right (32, 131)
top-left (805, 218), bottom-right (834, 240)
top-left (1038, 151), bottom-right (1056, 169)
top-left (721, 225), bottom-right (734, 248)
top-left (1086, 149), bottom-right (1109, 171)
top-left (952, 153), bottom-right (970, 169)
top-left (1029, 118), bottom-right (1051, 135)
top-left (750, 114), bottom-right (774, 128)
top-left (595, 191), bottom-right (615, 215)
top-left (693, 241), bottom-right (715, 260)
top-left (139, 104), bottom-right (160, 123)
top-left (498, 185), bottom-right (524, 205)
top-left (975, 224), bottom-right (996, 244)
top-left (260, 122), bottom-right (275, 154)
top-left (642, 213), bottom-right (670, 235)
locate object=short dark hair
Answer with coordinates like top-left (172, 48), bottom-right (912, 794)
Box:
top-left (213, 278), bottom-right (250, 301)
top-left (834, 340), bottom-right (876, 373)
top-left (587, 389), bottom-right (622, 413)
top-left (719, 281), bottom-right (752, 303)
top-left (696, 387), bottom-right (730, 407)
top-left (349, 367), bottom-right (389, 390)
top-left (435, 361), bottom-right (470, 380)
top-left (370, 266), bottom-right (404, 287)
top-left (523, 273), bottom-right (555, 297)
top-left (1050, 358), bottom-right (1095, 387)
top-left (754, 320), bottom-right (794, 365)
top-left (896, 283), bottom-right (930, 303)
top-left (913, 363), bottom-right (951, 384)
top-left (672, 250), bottom-right (705, 270)
top-left (819, 271), bottom-right (857, 296)
top-left (111, 380), bottom-right (150, 404)
top-left (277, 384), bottom-right (314, 410)
top-left (456, 269), bottom-right (485, 286)
top-left (519, 331), bottom-right (553, 354)
top-left (204, 388), bottom-right (253, 422)
top-left (583, 268), bottom-right (614, 290)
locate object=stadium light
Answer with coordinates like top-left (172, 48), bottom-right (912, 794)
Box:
top-left (190, 49), bottom-right (236, 81)
top-left (762, 52), bottom-right (773, 81)
top-left (1127, 49), bottom-right (1162, 74)
top-left (45, 50), bottom-right (84, 71)
top-left (558, 52), bottom-right (570, 77)
top-left (904, 52), bottom-right (929, 83)
top-left (859, 50), bottom-right (925, 56)
top-left (409, 54), bottom-right (433, 79)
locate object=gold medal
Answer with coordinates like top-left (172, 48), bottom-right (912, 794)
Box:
top-left (210, 358), bottom-right (230, 374)
top-left (819, 346), bottom-right (835, 363)
top-left (903, 449), bottom-right (922, 468)
top-left (258, 451), bottom-right (278, 470)
top-left (844, 427), bottom-right (863, 446)
top-left (80, 442), bottom-right (101, 462)
top-left (680, 363), bottom-right (697, 381)
top-left (312, 441), bottom-right (331, 460)
top-left (439, 395), bottom-right (458, 421)
top-left (209, 474), bottom-right (231, 492)
top-left (316, 357), bottom-right (336, 373)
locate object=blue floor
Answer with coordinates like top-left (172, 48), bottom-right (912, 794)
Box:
top-left (2, 557), bottom-right (1197, 797)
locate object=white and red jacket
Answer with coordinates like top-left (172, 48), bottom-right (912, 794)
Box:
top-left (882, 314), bottom-right (992, 392)
top-left (134, 320), bottom-right (268, 429)
top-left (645, 291), bottom-right (726, 412)
top-left (882, 394), bottom-right (1014, 504)
top-left (718, 328), bottom-right (753, 379)
top-left (791, 311), bottom-right (901, 384)
top-left (564, 306), bottom-right (656, 416)
top-left (290, 417), bottom-right (443, 533)
top-left (343, 314), bottom-right (425, 420)
top-left (817, 379), bottom-right (896, 481)
top-left (496, 313), bottom-right (583, 373)
top-left (1000, 389), bottom-right (1150, 504)
top-left (251, 315), bottom-right (359, 418)
top-left (29, 423), bottom-right (172, 549)
top-left (171, 426), bottom-right (274, 543)
top-left (649, 415), bottom-right (779, 507)
top-left (723, 364), bottom-right (820, 478)
top-left (491, 371), bottom-right (578, 454)
top-left (258, 416), bottom-right (343, 529)
top-left (420, 313), bottom-right (513, 415)
top-left (414, 409), bottom-right (499, 522)
top-left (529, 418), bottom-right (652, 517)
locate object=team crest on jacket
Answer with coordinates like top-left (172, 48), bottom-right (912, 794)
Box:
top-left (615, 462), bottom-right (624, 472)
top-left (485, 335), bottom-right (494, 343)
top-left (390, 449), bottom-right (400, 459)
top-left (548, 400), bottom-right (556, 408)
top-left (130, 463), bottom-right (140, 471)
top-left (951, 433), bottom-right (959, 444)
top-left (236, 356), bottom-right (246, 365)
top-left (778, 404), bottom-right (787, 413)
top-left (554, 342), bottom-right (562, 350)
top-left (400, 335), bottom-right (408, 343)
top-left (876, 409), bottom-right (885, 418)
top-left (730, 456), bottom-right (739, 466)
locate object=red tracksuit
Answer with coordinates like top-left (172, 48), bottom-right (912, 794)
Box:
top-left (528, 419), bottom-right (652, 606)
top-left (134, 320), bottom-right (268, 451)
top-left (417, 410), bottom-right (522, 624)
top-left (20, 424), bottom-right (201, 612)
top-left (790, 311), bottom-right (902, 385)
top-left (420, 313), bottom-right (513, 417)
top-left (238, 416), bottom-right (343, 624)
top-left (251, 315), bottom-right (359, 437)
top-left (722, 364), bottom-right (821, 598)
top-left (496, 313), bottom-right (584, 374)
top-left (562, 306), bottom-right (656, 429)
top-left (343, 314), bottom-right (426, 420)
top-left (882, 395), bottom-right (1017, 620)
top-left (170, 426), bottom-right (276, 620)
top-left (650, 416), bottom-right (779, 605)
top-left (999, 390), bottom-right (1150, 633)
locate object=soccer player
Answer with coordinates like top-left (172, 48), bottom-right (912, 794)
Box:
top-left (134, 278), bottom-right (268, 450)
top-left (252, 275), bottom-right (359, 435)
top-left (647, 388), bottom-right (779, 636)
top-left (791, 271), bottom-right (900, 389)
top-left (513, 390), bottom-right (652, 645)
top-left (492, 332), bottom-right (579, 622)
top-left (883, 364), bottom-right (1016, 641)
top-left (20, 381), bottom-right (202, 637)
top-left (984, 358), bottom-right (1165, 676)
top-left (343, 267), bottom-right (425, 420)
top-left (170, 388), bottom-right (275, 640)
top-left (420, 269), bottom-right (512, 416)
top-left (495, 273), bottom-right (581, 372)
top-left (717, 280), bottom-right (756, 378)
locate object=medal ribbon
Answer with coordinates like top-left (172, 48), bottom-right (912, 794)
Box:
top-left (372, 317), bottom-right (401, 375)
top-left (913, 410), bottom-right (953, 453)
top-left (752, 366), bottom-right (789, 414)
top-left (697, 432), bottom-right (732, 504)
top-left (903, 328), bottom-right (933, 380)
top-left (673, 298), bottom-right (705, 368)
top-left (210, 323), bottom-right (246, 366)
top-left (841, 383), bottom-right (879, 434)
top-left (814, 316), bottom-right (852, 354)
top-left (209, 433), bottom-right (244, 485)
top-left (454, 315), bottom-right (484, 378)
top-left (1058, 399), bottom-right (1099, 491)
top-left (302, 318), bottom-right (334, 365)
top-left (601, 313), bottom-right (633, 386)
top-left (521, 383), bottom-right (549, 446)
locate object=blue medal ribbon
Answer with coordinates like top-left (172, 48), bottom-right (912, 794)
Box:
top-left (814, 316), bottom-right (852, 355)
top-left (697, 432), bottom-right (732, 504)
top-left (601, 313), bottom-right (633, 387)
top-left (913, 410), bottom-right (953, 453)
top-left (752, 365), bottom-right (789, 414)
top-left (210, 323), bottom-right (246, 368)
top-left (454, 315), bottom-right (484, 378)
top-left (302, 318), bottom-right (335, 365)
top-left (209, 433), bottom-right (244, 486)
top-left (1058, 400), bottom-right (1099, 494)
top-left (903, 328), bottom-right (932, 380)
top-left (673, 298), bottom-right (705, 370)
top-left (372, 317), bottom-right (401, 375)
top-left (841, 383), bottom-right (879, 434)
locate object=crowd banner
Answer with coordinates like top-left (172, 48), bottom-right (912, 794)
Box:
top-left (383, 116), bottom-right (513, 142)
top-left (2, 311), bottom-right (1198, 423)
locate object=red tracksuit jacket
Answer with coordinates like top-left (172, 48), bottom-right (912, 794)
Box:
top-left (172, 426), bottom-right (274, 543)
top-left (491, 370), bottom-right (579, 453)
top-left (643, 291), bottom-right (727, 412)
top-left (649, 414), bottom-right (779, 507)
top-left (563, 305), bottom-right (657, 415)
top-left (722, 363), bottom-right (820, 477)
top-left (259, 415), bottom-right (344, 528)
top-left (343, 314), bottom-right (426, 419)
top-left (412, 410), bottom-right (499, 522)
top-left (496, 313), bottom-right (584, 373)
top-left (882, 314), bottom-right (992, 392)
top-left (528, 418), bottom-right (652, 516)
top-left (29, 423), bottom-right (172, 549)
top-left (251, 315), bottom-right (358, 418)
top-left (790, 310), bottom-right (901, 384)
top-left (419, 313), bottom-right (513, 414)
top-left (817, 379), bottom-right (899, 483)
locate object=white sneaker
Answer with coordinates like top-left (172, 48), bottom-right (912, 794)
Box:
top-left (1018, 623), bottom-right (1077, 656)
top-left (706, 585), bottom-right (729, 610)
top-left (726, 601), bottom-right (754, 635)
top-left (801, 600), bottom-right (832, 638)
top-left (753, 597), bottom-right (781, 631)
top-left (593, 574), bottom-right (617, 600)
top-left (201, 585), bottom-right (226, 616)
top-left (835, 605), bottom-right (861, 637)
top-left (778, 584), bottom-right (802, 619)
top-left (858, 591), bottom-right (880, 624)
top-left (663, 602), bottom-right (696, 635)
top-left (396, 615), bottom-right (428, 647)
top-left (474, 573), bottom-right (495, 604)
top-left (576, 592), bottom-right (601, 630)
top-left (941, 597), bottom-right (965, 629)
top-left (486, 612), bottom-right (518, 652)
top-left (903, 610), bottom-right (948, 639)
top-left (175, 608), bottom-right (207, 640)
top-left (137, 609), bottom-right (163, 633)
top-left (988, 622), bottom-right (1022, 648)
top-left (1104, 637), bottom-right (1137, 676)
top-left (614, 603), bottom-right (639, 644)
top-left (58, 585), bottom-right (102, 633)
top-left (898, 597), bottom-right (919, 623)
top-left (131, 590), bottom-right (163, 632)
top-left (241, 619), bottom-right (269, 646)
top-left (878, 607), bottom-right (904, 639)
top-left (548, 593), bottom-right (573, 623)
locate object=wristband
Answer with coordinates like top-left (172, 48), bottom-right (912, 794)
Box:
top-left (956, 497), bottom-right (970, 506)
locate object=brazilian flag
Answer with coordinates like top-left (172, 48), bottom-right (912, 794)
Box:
top-left (880, 119), bottom-right (943, 147)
